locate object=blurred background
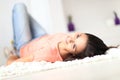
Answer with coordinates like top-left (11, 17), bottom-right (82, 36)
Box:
top-left (0, 0), bottom-right (120, 65)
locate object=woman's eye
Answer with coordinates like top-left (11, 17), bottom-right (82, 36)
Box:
top-left (76, 34), bottom-right (80, 38)
top-left (73, 44), bottom-right (76, 49)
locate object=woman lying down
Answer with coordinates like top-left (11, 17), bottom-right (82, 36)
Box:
top-left (6, 3), bottom-right (111, 65)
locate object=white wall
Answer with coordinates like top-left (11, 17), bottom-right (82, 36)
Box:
top-left (30, 0), bottom-right (53, 34)
top-left (62, 0), bottom-right (120, 46)
top-left (30, 0), bottom-right (67, 34)
top-left (49, 0), bottom-right (67, 33)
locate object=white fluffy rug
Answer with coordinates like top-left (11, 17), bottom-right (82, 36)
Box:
top-left (0, 48), bottom-right (120, 79)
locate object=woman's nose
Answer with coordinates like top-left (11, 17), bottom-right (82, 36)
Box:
top-left (67, 36), bottom-right (74, 43)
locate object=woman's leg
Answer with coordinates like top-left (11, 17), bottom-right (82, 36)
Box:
top-left (29, 15), bottom-right (47, 39)
top-left (12, 3), bottom-right (32, 56)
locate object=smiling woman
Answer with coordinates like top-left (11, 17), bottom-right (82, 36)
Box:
top-left (58, 33), bottom-right (88, 60)
top-left (62, 33), bottom-right (110, 61)
top-left (6, 3), bottom-right (110, 65)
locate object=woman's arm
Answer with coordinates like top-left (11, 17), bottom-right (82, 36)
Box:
top-left (15, 54), bottom-right (33, 62)
top-left (7, 54), bottom-right (34, 65)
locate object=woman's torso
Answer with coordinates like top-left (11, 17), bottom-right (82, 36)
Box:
top-left (20, 33), bottom-right (68, 62)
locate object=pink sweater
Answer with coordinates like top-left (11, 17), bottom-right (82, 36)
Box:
top-left (20, 33), bottom-right (68, 62)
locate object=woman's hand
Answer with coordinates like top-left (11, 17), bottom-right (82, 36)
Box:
top-left (15, 54), bottom-right (34, 62)
top-left (6, 54), bottom-right (34, 65)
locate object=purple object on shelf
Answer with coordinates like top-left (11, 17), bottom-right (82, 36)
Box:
top-left (113, 11), bottom-right (120, 25)
top-left (68, 15), bottom-right (75, 32)
top-left (68, 22), bottom-right (75, 31)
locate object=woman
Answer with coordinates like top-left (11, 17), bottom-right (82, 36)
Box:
top-left (6, 3), bottom-right (109, 65)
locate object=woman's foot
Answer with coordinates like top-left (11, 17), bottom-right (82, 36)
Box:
top-left (4, 47), bottom-right (16, 58)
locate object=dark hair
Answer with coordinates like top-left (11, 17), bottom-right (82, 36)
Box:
top-left (64, 33), bottom-right (109, 61)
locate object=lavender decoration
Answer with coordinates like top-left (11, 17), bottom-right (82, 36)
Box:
top-left (68, 15), bottom-right (75, 32)
top-left (113, 11), bottom-right (120, 25)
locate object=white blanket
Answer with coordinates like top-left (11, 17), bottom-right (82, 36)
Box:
top-left (0, 48), bottom-right (120, 79)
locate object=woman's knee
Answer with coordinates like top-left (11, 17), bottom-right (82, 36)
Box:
top-left (12, 3), bottom-right (27, 12)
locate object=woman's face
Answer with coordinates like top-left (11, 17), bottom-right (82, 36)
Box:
top-left (58, 32), bottom-right (88, 59)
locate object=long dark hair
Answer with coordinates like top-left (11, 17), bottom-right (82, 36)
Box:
top-left (64, 33), bottom-right (109, 61)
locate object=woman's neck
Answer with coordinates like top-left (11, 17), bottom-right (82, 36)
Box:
top-left (57, 42), bottom-right (68, 60)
